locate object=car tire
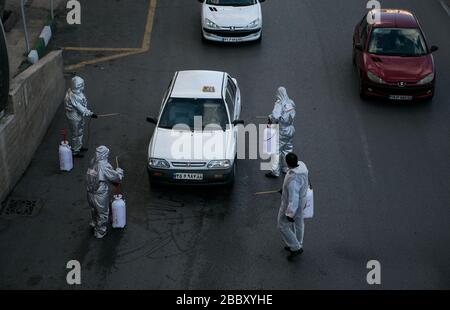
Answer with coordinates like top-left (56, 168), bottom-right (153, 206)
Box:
top-left (226, 161), bottom-right (236, 189)
top-left (148, 173), bottom-right (161, 189)
top-left (256, 31), bottom-right (262, 43)
top-left (359, 72), bottom-right (368, 100)
top-left (201, 29), bottom-right (207, 43)
top-left (150, 181), bottom-right (162, 189)
top-left (424, 94), bottom-right (435, 103)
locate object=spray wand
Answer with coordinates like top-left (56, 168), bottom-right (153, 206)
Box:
top-left (115, 156), bottom-right (122, 195)
top-left (60, 129), bottom-right (68, 144)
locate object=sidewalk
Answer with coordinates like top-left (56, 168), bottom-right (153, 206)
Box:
top-left (3, 0), bottom-right (64, 77)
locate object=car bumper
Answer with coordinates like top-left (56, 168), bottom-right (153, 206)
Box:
top-left (202, 28), bottom-right (262, 42)
top-left (362, 80), bottom-right (435, 100)
top-left (148, 166), bottom-right (234, 185)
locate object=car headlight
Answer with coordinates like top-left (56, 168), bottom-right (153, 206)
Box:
top-left (207, 160), bottom-right (231, 169)
top-left (205, 18), bottom-right (220, 29)
top-left (148, 158), bottom-right (170, 169)
top-left (246, 18), bottom-right (260, 29)
top-left (367, 71), bottom-right (387, 84)
top-left (417, 73), bottom-right (434, 85)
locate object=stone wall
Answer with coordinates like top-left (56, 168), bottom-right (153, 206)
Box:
top-left (0, 50), bottom-right (64, 202)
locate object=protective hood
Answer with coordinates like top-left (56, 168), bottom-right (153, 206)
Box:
top-left (289, 161), bottom-right (308, 177)
top-left (94, 145), bottom-right (110, 163)
top-left (71, 76), bottom-right (85, 94)
top-left (276, 87), bottom-right (295, 109)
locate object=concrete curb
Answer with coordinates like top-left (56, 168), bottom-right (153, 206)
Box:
top-left (27, 18), bottom-right (56, 64)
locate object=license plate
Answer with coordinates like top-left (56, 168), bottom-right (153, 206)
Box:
top-left (223, 37), bottom-right (240, 42)
top-left (174, 173), bottom-right (203, 180)
top-left (389, 95), bottom-right (413, 101)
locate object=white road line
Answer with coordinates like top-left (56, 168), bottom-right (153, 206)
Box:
top-left (440, 0), bottom-right (450, 17)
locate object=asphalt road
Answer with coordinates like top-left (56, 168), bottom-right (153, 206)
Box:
top-left (0, 0), bottom-right (449, 289)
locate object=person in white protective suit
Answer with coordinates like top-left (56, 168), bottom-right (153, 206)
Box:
top-left (266, 87), bottom-right (296, 178)
top-left (64, 76), bottom-right (97, 158)
top-left (86, 146), bottom-right (124, 239)
top-left (278, 153), bottom-right (308, 261)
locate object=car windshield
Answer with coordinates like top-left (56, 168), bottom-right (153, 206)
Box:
top-left (159, 98), bottom-right (229, 131)
top-left (206, 0), bottom-right (257, 6)
top-left (368, 28), bottom-right (428, 57)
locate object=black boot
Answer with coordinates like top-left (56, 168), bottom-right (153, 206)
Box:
top-left (73, 152), bottom-right (84, 158)
top-left (265, 172), bottom-right (279, 179)
top-left (287, 248), bottom-right (304, 261)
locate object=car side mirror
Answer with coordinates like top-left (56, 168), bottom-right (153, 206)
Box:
top-left (355, 43), bottom-right (363, 51)
top-left (146, 117), bottom-right (157, 125)
top-left (232, 120), bottom-right (245, 126)
top-left (430, 45), bottom-right (439, 53)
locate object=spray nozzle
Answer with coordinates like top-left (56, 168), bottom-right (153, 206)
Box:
top-left (60, 129), bottom-right (68, 144)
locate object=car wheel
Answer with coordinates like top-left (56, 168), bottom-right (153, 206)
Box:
top-left (424, 94), bottom-right (435, 103)
top-left (359, 72), bottom-right (368, 100)
top-left (201, 29), bottom-right (208, 43)
top-left (148, 174), bottom-right (161, 189)
top-left (226, 161), bottom-right (236, 189)
top-left (256, 31), bottom-right (262, 43)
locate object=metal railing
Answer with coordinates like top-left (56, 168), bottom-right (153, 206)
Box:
top-left (20, 0), bottom-right (55, 54)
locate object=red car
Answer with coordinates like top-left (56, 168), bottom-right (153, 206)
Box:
top-left (353, 9), bottom-right (438, 101)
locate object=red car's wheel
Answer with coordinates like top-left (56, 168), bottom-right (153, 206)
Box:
top-left (359, 72), bottom-right (368, 100)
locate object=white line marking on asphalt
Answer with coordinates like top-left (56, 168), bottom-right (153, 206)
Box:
top-left (353, 110), bottom-right (377, 187)
top-left (358, 126), bottom-right (377, 186)
top-left (440, 0), bottom-right (450, 17)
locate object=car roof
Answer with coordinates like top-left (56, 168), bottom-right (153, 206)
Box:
top-left (171, 70), bottom-right (225, 99)
top-left (369, 9), bottom-right (419, 28)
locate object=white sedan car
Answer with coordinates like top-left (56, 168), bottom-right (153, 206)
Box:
top-left (146, 70), bottom-right (244, 186)
top-left (199, 0), bottom-right (264, 42)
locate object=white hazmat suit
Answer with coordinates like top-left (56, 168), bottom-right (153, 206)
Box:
top-left (64, 76), bottom-right (94, 154)
top-left (268, 87), bottom-right (296, 176)
top-left (86, 146), bottom-right (124, 239)
top-left (278, 161), bottom-right (308, 251)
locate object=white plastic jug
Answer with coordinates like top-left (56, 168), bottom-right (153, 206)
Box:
top-left (59, 141), bottom-right (73, 171)
top-left (263, 126), bottom-right (279, 155)
top-left (112, 194), bottom-right (126, 228)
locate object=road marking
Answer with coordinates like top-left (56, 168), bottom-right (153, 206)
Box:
top-left (141, 0), bottom-right (158, 51)
top-left (64, 0), bottom-right (158, 71)
top-left (440, 0), bottom-right (450, 17)
top-left (63, 47), bottom-right (141, 52)
top-left (64, 50), bottom-right (143, 71)
top-left (353, 107), bottom-right (377, 187)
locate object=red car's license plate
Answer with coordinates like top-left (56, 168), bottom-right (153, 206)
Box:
top-left (389, 95), bottom-right (413, 101)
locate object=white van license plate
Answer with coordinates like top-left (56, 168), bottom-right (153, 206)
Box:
top-left (174, 173), bottom-right (203, 180)
top-left (389, 95), bottom-right (413, 101)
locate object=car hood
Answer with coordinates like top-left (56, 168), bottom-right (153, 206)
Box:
top-left (365, 54), bottom-right (434, 82)
top-left (148, 128), bottom-right (234, 161)
top-left (204, 4), bottom-right (260, 27)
